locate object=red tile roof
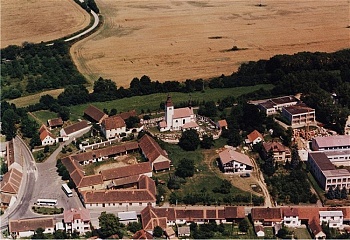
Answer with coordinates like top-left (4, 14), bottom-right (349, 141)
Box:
top-left (153, 161), bottom-right (170, 171)
top-left (82, 189), bottom-right (156, 204)
top-left (100, 162), bottom-right (151, 181)
top-left (217, 119), bottom-right (228, 128)
top-left (102, 116), bottom-right (125, 130)
top-left (173, 107), bottom-right (193, 119)
top-left (84, 105), bottom-right (107, 123)
top-left (116, 110), bottom-right (137, 120)
top-left (282, 207), bottom-right (299, 217)
top-left (64, 208), bottom-right (91, 223)
top-left (0, 168), bottom-right (22, 194)
top-left (9, 218), bottom-right (54, 233)
top-left (139, 134), bottom-right (170, 168)
top-left (251, 207), bottom-right (282, 222)
top-left (47, 117), bottom-right (63, 127)
top-left (224, 206), bottom-right (245, 219)
top-left (247, 130), bottom-right (263, 143)
top-left (141, 205), bottom-right (168, 231)
top-left (39, 124), bottom-right (48, 134)
top-left (263, 141), bottom-right (289, 153)
top-left (63, 120), bottom-right (89, 135)
top-left (132, 229), bottom-right (153, 239)
top-left (138, 175), bottom-right (156, 196)
top-left (40, 129), bottom-right (55, 142)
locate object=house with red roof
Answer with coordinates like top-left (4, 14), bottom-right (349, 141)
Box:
top-left (39, 124), bottom-right (56, 146)
top-left (217, 119), bottom-right (228, 130)
top-left (246, 130), bottom-right (264, 146)
top-left (139, 134), bottom-right (171, 172)
top-left (101, 115), bottom-right (126, 139)
top-left (47, 117), bottom-right (63, 129)
top-left (281, 103), bottom-right (316, 128)
top-left (63, 208), bottom-right (91, 234)
top-left (9, 218), bottom-right (55, 238)
top-left (159, 95), bottom-right (198, 132)
top-left (263, 141), bottom-right (291, 163)
top-left (84, 105), bottom-right (108, 124)
top-left (218, 147), bottom-right (253, 173)
top-left (132, 229), bottom-right (153, 239)
top-left (251, 207), bottom-right (282, 227)
top-left (0, 168), bottom-right (22, 195)
top-left (60, 120), bottom-right (91, 139)
top-left (282, 207), bottom-right (301, 227)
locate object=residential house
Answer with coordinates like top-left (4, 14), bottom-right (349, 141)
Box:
top-left (217, 119), bottom-right (228, 130)
top-left (60, 120), bottom-right (91, 139)
top-left (63, 208), bottom-right (91, 234)
top-left (246, 130), bottom-right (264, 146)
top-left (177, 226), bottom-right (190, 237)
top-left (47, 117), bottom-right (63, 129)
top-left (9, 218), bottom-right (55, 238)
top-left (281, 104), bottom-right (316, 128)
top-left (139, 134), bottom-right (171, 172)
top-left (101, 115), bottom-right (126, 139)
top-left (251, 207), bottom-right (282, 226)
top-left (39, 124), bottom-right (56, 146)
top-left (311, 135), bottom-right (350, 151)
top-left (84, 105), bottom-right (108, 124)
top-left (164, 227), bottom-right (176, 239)
top-left (263, 141), bottom-right (291, 163)
top-left (218, 147), bottom-right (253, 173)
top-left (117, 110), bottom-right (137, 121)
top-left (159, 95), bottom-right (198, 132)
top-left (118, 211), bottom-right (138, 224)
top-left (254, 225), bottom-right (265, 237)
top-left (319, 211), bottom-right (343, 229)
top-left (282, 207), bottom-right (301, 227)
top-left (308, 152), bottom-right (350, 190)
top-left (132, 229), bottom-right (153, 239)
top-left (309, 218), bottom-right (326, 239)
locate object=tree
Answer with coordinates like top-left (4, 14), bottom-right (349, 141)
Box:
top-left (1, 109), bottom-right (19, 140)
top-left (334, 186), bottom-right (341, 199)
top-left (44, 145), bottom-right (50, 153)
top-left (125, 116), bottom-right (140, 129)
top-left (54, 230), bottom-right (68, 239)
top-left (153, 226), bottom-right (163, 238)
top-left (109, 108), bottom-right (117, 116)
top-left (200, 134), bottom-right (214, 149)
top-left (213, 179), bottom-right (232, 194)
top-left (198, 101), bottom-right (217, 117)
top-left (175, 158), bottom-right (195, 178)
top-left (277, 227), bottom-right (289, 239)
top-left (239, 218), bottom-right (249, 232)
top-left (32, 228), bottom-right (46, 239)
top-left (290, 145), bottom-right (300, 169)
top-left (98, 212), bottom-right (122, 238)
top-left (58, 107), bottom-right (70, 121)
top-left (178, 129), bottom-right (200, 151)
top-left (127, 222), bottom-right (142, 233)
top-left (341, 186), bottom-right (348, 199)
top-left (326, 186), bottom-right (335, 200)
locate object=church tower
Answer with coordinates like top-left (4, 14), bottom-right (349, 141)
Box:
top-left (165, 94), bottom-right (174, 128)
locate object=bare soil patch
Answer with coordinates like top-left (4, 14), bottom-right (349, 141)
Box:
top-left (71, 0), bottom-right (349, 87)
top-left (93, 155), bottom-right (138, 174)
top-left (1, 0), bottom-right (90, 48)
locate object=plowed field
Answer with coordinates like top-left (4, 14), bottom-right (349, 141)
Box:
top-left (70, 0), bottom-right (350, 87)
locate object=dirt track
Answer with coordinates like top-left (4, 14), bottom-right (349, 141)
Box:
top-left (70, 0), bottom-right (350, 87)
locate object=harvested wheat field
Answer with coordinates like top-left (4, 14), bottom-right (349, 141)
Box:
top-left (71, 0), bottom-right (350, 87)
top-left (1, 0), bottom-right (90, 48)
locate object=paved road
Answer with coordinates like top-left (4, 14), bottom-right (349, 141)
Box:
top-left (64, 10), bottom-right (99, 42)
top-left (1, 130), bottom-right (90, 230)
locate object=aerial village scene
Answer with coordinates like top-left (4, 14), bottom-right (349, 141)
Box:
top-left (1, 0), bottom-right (350, 239)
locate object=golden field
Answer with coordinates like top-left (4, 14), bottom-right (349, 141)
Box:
top-left (71, 0), bottom-right (350, 87)
top-left (1, 0), bottom-right (90, 48)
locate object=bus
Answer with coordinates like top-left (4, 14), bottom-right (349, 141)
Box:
top-left (62, 183), bottom-right (73, 197)
top-left (36, 199), bottom-right (58, 206)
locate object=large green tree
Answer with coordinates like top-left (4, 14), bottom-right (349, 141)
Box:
top-left (175, 158), bottom-right (195, 178)
top-left (178, 129), bottom-right (200, 151)
top-left (98, 212), bottom-right (123, 238)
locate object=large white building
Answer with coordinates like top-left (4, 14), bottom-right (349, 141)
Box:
top-left (311, 135), bottom-right (350, 151)
top-left (159, 95), bottom-right (197, 132)
top-left (319, 211), bottom-right (343, 229)
top-left (63, 208), bottom-right (91, 235)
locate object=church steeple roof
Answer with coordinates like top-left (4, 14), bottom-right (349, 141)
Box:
top-left (166, 94), bottom-right (173, 107)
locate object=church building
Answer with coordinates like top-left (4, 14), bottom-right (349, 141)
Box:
top-left (159, 95), bottom-right (198, 132)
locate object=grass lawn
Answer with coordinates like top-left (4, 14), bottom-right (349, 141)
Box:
top-left (293, 227), bottom-right (312, 239)
top-left (264, 227), bottom-right (275, 238)
top-left (32, 206), bottom-right (63, 215)
top-left (31, 110), bottom-right (58, 125)
top-left (307, 171), bottom-right (326, 203)
top-left (69, 84), bottom-right (274, 120)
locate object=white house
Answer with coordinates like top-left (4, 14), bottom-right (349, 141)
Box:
top-left (282, 207), bottom-right (301, 228)
top-left (159, 95), bottom-right (197, 132)
top-left (39, 125), bottom-right (56, 146)
top-left (246, 130), bottom-right (264, 146)
top-left (101, 115), bottom-right (126, 139)
top-left (63, 208), bottom-right (91, 235)
top-left (319, 211), bottom-right (343, 229)
top-left (218, 147), bottom-right (253, 173)
top-left (60, 120), bottom-right (91, 139)
top-left (9, 218), bottom-right (55, 238)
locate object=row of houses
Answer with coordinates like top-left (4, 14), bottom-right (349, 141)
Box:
top-left (9, 208), bottom-right (91, 238)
